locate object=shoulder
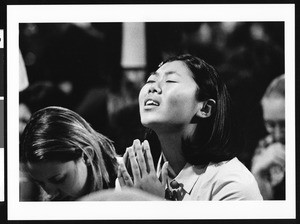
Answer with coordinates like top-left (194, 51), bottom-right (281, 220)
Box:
top-left (207, 158), bottom-right (263, 200)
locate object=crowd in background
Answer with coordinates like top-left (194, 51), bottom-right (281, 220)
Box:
top-left (19, 22), bottom-right (285, 200)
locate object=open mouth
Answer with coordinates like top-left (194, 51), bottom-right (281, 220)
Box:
top-left (144, 99), bottom-right (160, 106)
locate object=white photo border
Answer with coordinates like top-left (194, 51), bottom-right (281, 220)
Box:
top-left (7, 4), bottom-right (295, 220)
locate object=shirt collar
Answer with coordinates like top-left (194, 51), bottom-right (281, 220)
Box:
top-left (156, 153), bottom-right (205, 194)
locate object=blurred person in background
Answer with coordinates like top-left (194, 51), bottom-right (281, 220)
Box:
top-left (219, 23), bottom-right (284, 168)
top-left (251, 75), bottom-right (285, 200)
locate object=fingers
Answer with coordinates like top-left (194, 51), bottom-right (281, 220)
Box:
top-left (252, 142), bottom-right (286, 177)
top-left (123, 139), bottom-right (157, 182)
top-left (124, 147), bottom-right (133, 174)
top-left (117, 166), bottom-right (126, 187)
top-left (267, 143), bottom-right (285, 153)
top-left (270, 165), bottom-right (285, 186)
top-left (161, 161), bottom-right (169, 187)
top-left (123, 149), bottom-right (129, 165)
top-left (272, 154), bottom-right (285, 167)
top-left (128, 146), bottom-right (141, 182)
top-left (266, 144), bottom-right (285, 167)
top-left (143, 140), bottom-right (156, 174)
top-left (118, 162), bottom-right (134, 187)
top-left (134, 140), bottom-right (147, 176)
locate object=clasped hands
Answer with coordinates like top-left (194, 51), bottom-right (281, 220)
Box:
top-left (118, 139), bottom-right (168, 198)
top-left (252, 142), bottom-right (285, 187)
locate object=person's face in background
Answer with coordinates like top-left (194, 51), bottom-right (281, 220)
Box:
top-left (139, 60), bottom-right (201, 132)
top-left (26, 158), bottom-right (89, 201)
top-left (261, 96), bottom-right (285, 144)
top-left (19, 103), bottom-right (31, 137)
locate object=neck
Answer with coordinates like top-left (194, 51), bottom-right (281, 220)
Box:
top-left (154, 127), bottom-right (188, 175)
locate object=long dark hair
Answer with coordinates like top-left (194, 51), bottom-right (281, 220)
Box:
top-left (145, 54), bottom-right (242, 165)
top-left (21, 106), bottom-right (118, 192)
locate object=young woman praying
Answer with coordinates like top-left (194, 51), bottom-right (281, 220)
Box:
top-left (118, 54), bottom-right (262, 201)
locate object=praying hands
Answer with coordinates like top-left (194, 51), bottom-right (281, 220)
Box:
top-left (118, 139), bottom-right (168, 198)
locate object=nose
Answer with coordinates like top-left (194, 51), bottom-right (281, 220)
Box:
top-left (148, 81), bottom-right (162, 94)
top-left (43, 183), bottom-right (59, 197)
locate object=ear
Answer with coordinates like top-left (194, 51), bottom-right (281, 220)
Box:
top-left (82, 146), bottom-right (94, 165)
top-left (196, 99), bottom-right (216, 119)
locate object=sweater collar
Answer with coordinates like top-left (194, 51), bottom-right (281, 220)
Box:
top-left (156, 153), bottom-right (206, 194)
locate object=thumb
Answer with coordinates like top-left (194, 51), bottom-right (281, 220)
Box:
top-left (161, 162), bottom-right (169, 186)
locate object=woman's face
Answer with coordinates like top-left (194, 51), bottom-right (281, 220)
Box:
top-left (139, 60), bottom-right (201, 131)
top-left (262, 97), bottom-right (285, 144)
top-left (26, 159), bottom-right (88, 201)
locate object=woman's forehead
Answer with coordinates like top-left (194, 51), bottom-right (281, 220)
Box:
top-left (158, 60), bottom-right (185, 69)
top-left (156, 61), bottom-right (192, 77)
top-left (262, 97), bottom-right (285, 120)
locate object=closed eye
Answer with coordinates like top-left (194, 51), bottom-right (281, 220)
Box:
top-left (166, 80), bottom-right (177, 83)
top-left (146, 72), bottom-right (158, 84)
top-left (146, 80), bottom-right (155, 84)
top-left (50, 175), bottom-right (67, 184)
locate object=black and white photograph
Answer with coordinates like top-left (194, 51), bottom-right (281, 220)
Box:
top-left (5, 3), bottom-right (296, 221)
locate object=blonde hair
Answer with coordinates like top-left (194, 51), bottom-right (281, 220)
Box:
top-left (21, 106), bottom-right (118, 193)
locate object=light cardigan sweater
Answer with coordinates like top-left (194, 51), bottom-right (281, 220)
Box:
top-left (157, 155), bottom-right (263, 200)
top-left (115, 156), bottom-right (262, 200)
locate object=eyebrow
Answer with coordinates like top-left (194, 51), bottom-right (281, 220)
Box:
top-left (150, 71), bottom-right (180, 77)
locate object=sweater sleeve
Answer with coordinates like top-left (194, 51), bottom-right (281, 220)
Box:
top-left (212, 178), bottom-right (263, 200)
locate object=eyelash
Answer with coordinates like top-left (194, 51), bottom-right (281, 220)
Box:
top-left (146, 80), bottom-right (177, 84)
top-left (51, 176), bottom-right (66, 184)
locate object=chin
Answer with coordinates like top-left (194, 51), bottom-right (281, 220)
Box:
top-left (142, 120), bottom-right (168, 133)
top-left (141, 119), bottom-right (153, 128)
top-left (141, 117), bottom-right (157, 128)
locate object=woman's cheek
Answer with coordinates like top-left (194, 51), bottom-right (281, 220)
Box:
top-left (168, 94), bottom-right (188, 116)
top-left (170, 91), bottom-right (198, 119)
top-left (168, 91), bottom-right (190, 108)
